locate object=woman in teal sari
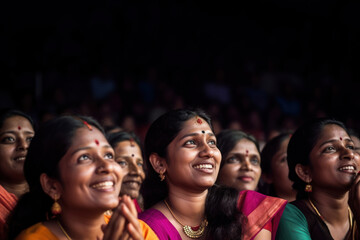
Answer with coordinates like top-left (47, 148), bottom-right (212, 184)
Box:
top-left (276, 118), bottom-right (360, 240)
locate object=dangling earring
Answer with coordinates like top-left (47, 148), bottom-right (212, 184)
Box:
top-left (159, 170), bottom-right (165, 181)
top-left (305, 182), bottom-right (312, 192)
top-left (51, 194), bottom-right (62, 215)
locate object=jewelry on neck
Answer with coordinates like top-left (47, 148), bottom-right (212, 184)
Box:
top-left (57, 220), bottom-right (72, 240)
top-left (164, 199), bottom-right (208, 239)
top-left (308, 198), bottom-right (354, 238)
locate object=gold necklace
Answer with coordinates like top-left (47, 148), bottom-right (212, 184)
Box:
top-left (308, 198), bottom-right (355, 240)
top-left (57, 220), bottom-right (72, 240)
top-left (163, 199), bottom-right (208, 239)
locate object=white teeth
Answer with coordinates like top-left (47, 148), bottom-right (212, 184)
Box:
top-left (339, 166), bottom-right (355, 171)
top-left (194, 164), bottom-right (213, 169)
top-left (91, 181), bottom-right (114, 189)
top-left (15, 157), bottom-right (26, 161)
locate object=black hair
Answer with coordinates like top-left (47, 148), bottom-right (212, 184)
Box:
top-left (107, 131), bottom-right (142, 150)
top-left (0, 108), bottom-right (35, 130)
top-left (141, 108), bottom-right (213, 209)
top-left (205, 185), bottom-right (244, 240)
top-left (216, 129), bottom-right (260, 168)
top-left (7, 115), bottom-right (104, 239)
top-left (287, 118), bottom-right (348, 200)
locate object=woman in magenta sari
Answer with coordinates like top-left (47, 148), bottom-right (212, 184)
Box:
top-left (139, 109), bottom-right (286, 240)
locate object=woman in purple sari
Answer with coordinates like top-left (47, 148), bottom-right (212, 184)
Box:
top-left (138, 109), bottom-right (287, 240)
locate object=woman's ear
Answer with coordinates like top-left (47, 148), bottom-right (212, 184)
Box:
top-left (295, 164), bottom-right (312, 183)
top-left (40, 173), bottom-right (63, 200)
top-left (149, 153), bottom-right (167, 174)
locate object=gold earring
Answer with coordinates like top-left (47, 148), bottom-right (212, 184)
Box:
top-left (159, 170), bottom-right (165, 181)
top-left (51, 194), bottom-right (62, 215)
top-left (305, 182), bottom-right (312, 192)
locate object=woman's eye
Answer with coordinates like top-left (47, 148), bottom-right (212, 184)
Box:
top-left (1, 136), bottom-right (15, 143)
top-left (250, 157), bottom-right (260, 165)
top-left (117, 160), bottom-right (128, 168)
top-left (26, 137), bottom-right (33, 143)
top-left (185, 140), bottom-right (196, 145)
top-left (347, 145), bottom-right (355, 150)
top-left (280, 156), bottom-right (287, 163)
top-left (78, 154), bottom-right (90, 162)
top-left (208, 140), bottom-right (216, 146)
top-left (325, 146), bottom-right (335, 151)
top-left (104, 153), bottom-right (114, 159)
top-left (137, 161), bottom-right (144, 167)
top-left (226, 156), bottom-right (239, 163)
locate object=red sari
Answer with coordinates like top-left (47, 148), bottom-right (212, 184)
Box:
top-left (237, 190), bottom-right (287, 240)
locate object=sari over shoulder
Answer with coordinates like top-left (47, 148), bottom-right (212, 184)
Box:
top-left (237, 190), bottom-right (287, 240)
top-left (0, 184), bottom-right (18, 239)
top-left (139, 208), bottom-right (180, 240)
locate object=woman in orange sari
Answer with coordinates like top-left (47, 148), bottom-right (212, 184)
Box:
top-left (0, 109), bottom-right (35, 239)
top-left (7, 116), bottom-right (156, 239)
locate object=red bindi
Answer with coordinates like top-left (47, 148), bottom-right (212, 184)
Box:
top-left (18, 126), bottom-right (21, 130)
top-left (196, 117), bottom-right (203, 124)
top-left (131, 154), bottom-right (135, 157)
top-left (245, 150), bottom-right (249, 156)
top-left (95, 139), bottom-right (99, 145)
top-left (340, 137), bottom-right (343, 141)
top-left (129, 138), bottom-right (135, 147)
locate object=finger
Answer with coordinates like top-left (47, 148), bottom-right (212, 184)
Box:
top-left (123, 195), bottom-right (138, 217)
top-left (120, 204), bottom-right (141, 228)
top-left (103, 204), bottom-right (127, 239)
top-left (127, 222), bottom-right (144, 240)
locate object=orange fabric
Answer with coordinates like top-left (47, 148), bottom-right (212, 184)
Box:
top-left (139, 220), bottom-right (159, 240)
top-left (15, 216), bottom-right (157, 239)
top-left (15, 223), bottom-right (57, 240)
top-left (0, 184), bottom-right (18, 239)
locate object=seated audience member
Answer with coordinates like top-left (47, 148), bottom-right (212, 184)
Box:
top-left (0, 109), bottom-right (35, 239)
top-left (7, 115), bottom-right (156, 239)
top-left (139, 109), bottom-right (286, 240)
top-left (259, 133), bottom-right (297, 201)
top-left (216, 129), bottom-right (261, 191)
top-left (107, 131), bottom-right (145, 212)
top-left (276, 118), bottom-right (360, 240)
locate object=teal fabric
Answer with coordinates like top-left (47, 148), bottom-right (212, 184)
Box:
top-left (275, 203), bottom-right (311, 240)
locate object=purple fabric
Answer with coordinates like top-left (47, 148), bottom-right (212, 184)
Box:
top-left (139, 208), bottom-right (181, 240)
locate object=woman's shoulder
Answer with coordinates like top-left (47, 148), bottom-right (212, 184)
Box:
top-left (139, 208), bottom-right (181, 240)
top-left (14, 222), bottom-right (58, 240)
top-left (275, 201), bottom-right (311, 240)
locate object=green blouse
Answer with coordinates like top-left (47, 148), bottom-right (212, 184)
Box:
top-left (275, 203), bottom-right (311, 240)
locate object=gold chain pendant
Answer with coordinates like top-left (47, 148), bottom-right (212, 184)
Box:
top-left (182, 219), bottom-right (208, 239)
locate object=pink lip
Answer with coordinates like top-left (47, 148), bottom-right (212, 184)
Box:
top-left (238, 176), bottom-right (254, 182)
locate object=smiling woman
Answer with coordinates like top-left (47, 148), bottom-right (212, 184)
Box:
top-left (0, 109), bottom-right (35, 239)
top-left (216, 129), bottom-right (261, 191)
top-left (6, 115), bottom-right (157, 240)
top-left (139, 109), bottom-right (287, 240)
top-left (107, 131), bottom-right (145, 212)
top-left (276, 118), bottom-right (360, 240)
top-left (139, 108), bottom-right (221, 239)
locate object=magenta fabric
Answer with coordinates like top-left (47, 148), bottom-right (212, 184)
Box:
top-left (133, 198), bottom-right (142, 213)
top-left (139, 208), bottom-right (181, 240)
top-left (237, 190), bottom-right (287, 240)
